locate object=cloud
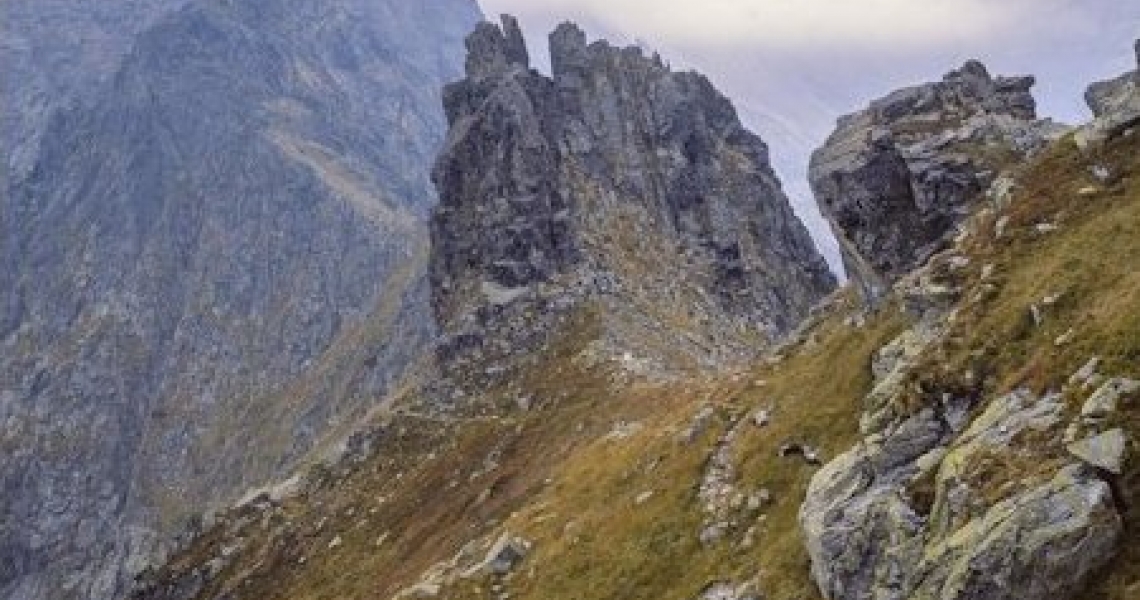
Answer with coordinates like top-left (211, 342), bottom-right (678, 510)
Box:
top-left (480, 0), bottom-right (1090, 52)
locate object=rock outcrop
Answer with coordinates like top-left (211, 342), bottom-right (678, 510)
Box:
top-left (800, 60), bottom-right (1140, 596)
top-left (802, 386), bottom-right (1122, 600)
top-left (430, 17), bottom-right (835, 391)
top-left (1076, 40), bottom-right (1140, 149)
top-left (0, 1), bottom-right (480, 599)
top-left (810, 61), bottom-right (1066, 302)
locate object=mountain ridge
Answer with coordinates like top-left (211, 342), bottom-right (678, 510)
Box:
top-left (426, 16), bottom-right (833, 401)
top-left (4, 7), bottom-right (1140, 600)
top-left (127, 32), bottom-right (1140, 600)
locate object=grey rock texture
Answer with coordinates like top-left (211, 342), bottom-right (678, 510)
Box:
top-left (810, 61), bottom-right (1066, 302)
top-left (430, 17), bottom-right (835, 390)
top-left (0, 0), bottom-right (480, 599)
top-left (1, 0), bottom-right (193, 179)
top-left (801, 246), bottom-right (1127, 600)
top-left (1076, 40), bottom-right (1140, 149)
top-left (803, 383), bottom-right (1123, 600)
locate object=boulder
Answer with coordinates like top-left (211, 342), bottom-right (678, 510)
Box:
top-left (483, 532), bottom-right (531, 575)
top-left (803, 388), bottom-right (1122, 600)
top-left (908, 465), bottom-right (1121, 600)
top-left (1081, 378), bottom-right (1140, 422)
top-left (810, 61), bottom-right (1067, 303)
top-left (1067, 428), bottom-right (1128, 475)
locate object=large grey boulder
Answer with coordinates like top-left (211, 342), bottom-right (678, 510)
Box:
top-left (810, 61), bottom-right (1066, 303)
top-left (430, 17), bottom-right (836, 390)
top-left (906, 464), bottom-right (1119, 600)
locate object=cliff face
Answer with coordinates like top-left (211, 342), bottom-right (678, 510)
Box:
top-left (1, 0), bottom-right (193, 179)
top-left (0, 1), bottom-right (480, 599)
top-left (810, 61), bottom-right (1067, 303)
top-left (430, 17), bottom-right (835, 391)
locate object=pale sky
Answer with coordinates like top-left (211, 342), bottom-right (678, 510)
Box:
top-left (478, 0), bottom-right (1139, 273)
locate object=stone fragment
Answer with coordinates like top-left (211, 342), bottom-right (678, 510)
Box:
top-left (1054, 328), bottom-right (1076, 346)
top-left (697, 581), bottom-right (762, 600)
top-left (483, 532), bottom-right (531, 575)
top-left (1082, 378), bottom-right (1140, 422)
top-left (752, 409), bottom-right (771, 428)
top-left (1070, 357), bottom-right (1101, 387)
top-left (1067, 429), bottom-right (1127, 475)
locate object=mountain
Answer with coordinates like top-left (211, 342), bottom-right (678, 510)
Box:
top-left (801, 51), bottom-right (1140, 600)
top-left (1, 0), bottom-right (193, 179)
top-left (427, 17), bottom-right (834, 398)
top-left (129, 36), bottom-right (1140, 600)
top-left (0, 1), bottom-right (480, 598)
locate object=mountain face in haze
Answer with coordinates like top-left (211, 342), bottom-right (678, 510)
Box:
top-left (0, 1), bottom-right (480, 598)
top-left (1, 0), bottom-right (194, 179)
top-left (429, 17), bottom-right (835, 394)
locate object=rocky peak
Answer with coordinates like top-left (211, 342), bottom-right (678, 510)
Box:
top-left (464, 15), bottom-right (529, 80)
top-left (811, 60), bottom-right (1066, 303)
top-left (431, 16), bottom-right (835, 393)
top-left (865, 60), bottom-right (1036, 126)
top-left (549, 22), bottom-right (589, 81)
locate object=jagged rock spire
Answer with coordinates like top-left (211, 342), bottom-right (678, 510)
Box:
top-left (431, 16), bottom-right (835, 391)
top-left (464, 14), bottom-right (529, 80)
top-left (549, 21), bottom-right (588, 81)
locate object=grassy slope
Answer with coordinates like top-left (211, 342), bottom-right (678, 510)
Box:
top-left (137, 133), bottom-right (1140, 600)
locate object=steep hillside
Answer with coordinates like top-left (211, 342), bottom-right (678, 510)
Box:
top-left (0, 1), bottom-right (480, 599)
top-left (130, 36), bottom-right (1140, 600)
top-left (131, 128), bottom-right (1140, 600)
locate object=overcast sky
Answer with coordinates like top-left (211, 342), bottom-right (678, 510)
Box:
top-left (478, 0), bottom-right (1139, 273)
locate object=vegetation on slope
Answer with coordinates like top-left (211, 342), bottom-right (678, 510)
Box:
top-left (136, 132), bottom-right (1139, 600)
